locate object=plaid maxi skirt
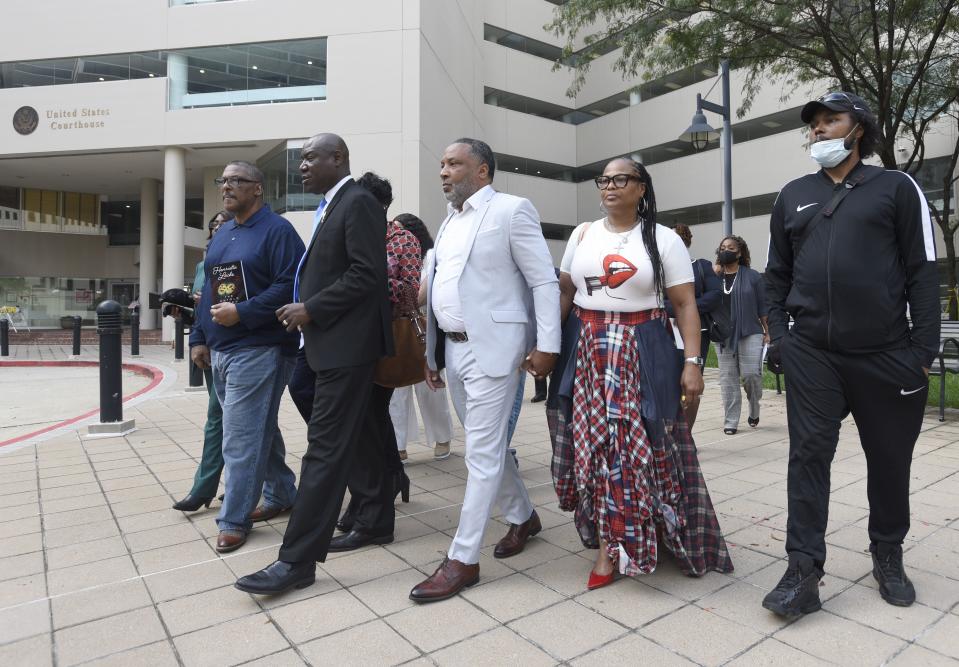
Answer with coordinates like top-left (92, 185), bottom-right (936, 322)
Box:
top-left (552, 307), bottom-right (733, 577)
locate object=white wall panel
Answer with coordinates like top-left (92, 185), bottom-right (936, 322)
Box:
top-left (496, 173), bottom-right (577, 227)
top-left (575, 107), bottom-right (632, 166)
top-left (487, 108), bottom-right (577, 166)
top-left (1, 1), bottom-right (170, 61)
top-left (483, 43), bottom-right (576, 108)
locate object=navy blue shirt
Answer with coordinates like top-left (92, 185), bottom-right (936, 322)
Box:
top-left (189, 204), bottom-right (304, 356)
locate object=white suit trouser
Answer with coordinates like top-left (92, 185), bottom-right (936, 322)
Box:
top-left (389, 381), bottom-right (453, 450)
top-left (445, 340), bottom-right (534, 564)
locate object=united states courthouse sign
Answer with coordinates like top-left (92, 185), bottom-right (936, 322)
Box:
top-left (1, 78), bottom-right (166, 154)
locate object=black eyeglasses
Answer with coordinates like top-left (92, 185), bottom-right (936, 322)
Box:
top-left (594, 174), bottom-right (640, 190)
top-left (214, 176), bottom-right (260, 187)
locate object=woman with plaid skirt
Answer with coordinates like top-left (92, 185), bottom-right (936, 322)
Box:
top-left (550, 157), bottom-right (733, 589)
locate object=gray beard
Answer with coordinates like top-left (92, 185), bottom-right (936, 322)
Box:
top-left (444, 180), bottom-right (477, 210)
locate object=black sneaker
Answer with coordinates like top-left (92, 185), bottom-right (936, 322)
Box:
top-left (871, 543), bottom-right (915, 607)
top-left (762, 556), bottom-right (822, 618)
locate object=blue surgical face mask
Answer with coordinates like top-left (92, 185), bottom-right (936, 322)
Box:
top-left (809, 123), bottom-right (860, 168)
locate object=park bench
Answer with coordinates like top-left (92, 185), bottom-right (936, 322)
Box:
top-left (929, 319), bottom-right (959, 422)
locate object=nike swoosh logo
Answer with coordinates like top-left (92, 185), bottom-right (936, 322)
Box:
top-left (900, 387), bottom-right (925, 395)
top-left (796, 203), bottom-right (819, 212)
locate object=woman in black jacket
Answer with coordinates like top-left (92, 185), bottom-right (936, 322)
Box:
top-left (666, 224), bottom-right (722, 429)
top-left (713, 236), bottom-right (769, 434)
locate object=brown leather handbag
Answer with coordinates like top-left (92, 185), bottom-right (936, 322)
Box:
top-left (374, 309), bottom-right (427, 388)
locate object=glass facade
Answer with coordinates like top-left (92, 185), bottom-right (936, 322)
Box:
top-left (259, 143), bottom-right (322, 214)
top-left (172, 39), bottom-right (327, 109)
top-left (0, 276), bottom-right (110, 328)
top-left (0, 187), bottom-right (104, 235)
top-left (0, 53), bottom-right (167, 87)
top-left (0, 38), bottom-right (327, 110)
top-left (101, 198), bottom-right (205, 246)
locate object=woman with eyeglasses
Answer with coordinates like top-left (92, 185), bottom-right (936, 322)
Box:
top-left (550, 157), bottom-right (732, 589)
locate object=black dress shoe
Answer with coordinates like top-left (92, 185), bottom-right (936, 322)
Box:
top-left (328, 529), bottom-right (394, 552)
top-left (762, 555), bottom-right (822, 618)
top-left (748, 416), bottom-right (760, 428)
top-left (871, 543), bottom-right (915, 606)
top-left (172, 494), bottom-right (213, 512)
top-left (235, 560), bottom-right (315, 595)
top-left (530, 392), bottom-right (547, 403)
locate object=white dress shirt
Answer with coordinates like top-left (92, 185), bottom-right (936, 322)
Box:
top-left (431, 185), bottom-right (493, 333)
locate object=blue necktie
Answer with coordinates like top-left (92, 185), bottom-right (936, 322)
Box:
top-left (293, 197), bottom-right (327, 302)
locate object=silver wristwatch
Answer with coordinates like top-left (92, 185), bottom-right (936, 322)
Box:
top-left (685, 356), bottom-right (704, 366)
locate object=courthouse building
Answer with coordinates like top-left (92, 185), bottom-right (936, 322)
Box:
top-left (1, 0), bottom-right (956, 334)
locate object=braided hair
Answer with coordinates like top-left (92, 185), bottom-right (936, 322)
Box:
top-left (615, 158), bottom-right (664, 298)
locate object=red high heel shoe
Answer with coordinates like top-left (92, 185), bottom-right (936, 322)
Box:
top-left (587, 570), bottom-right (615, 590)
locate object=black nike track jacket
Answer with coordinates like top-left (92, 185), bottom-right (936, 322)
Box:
top-left (765, 161), bottom-right (940, 366)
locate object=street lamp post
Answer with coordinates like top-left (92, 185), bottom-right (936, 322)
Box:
top-left (679, 59), bottom-right (733, 237)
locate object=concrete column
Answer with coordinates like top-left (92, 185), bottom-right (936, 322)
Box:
top-left (138, 178), bottom-right (159, 330)
top-left (162, 146), bottom-right (186, 342)
top-left (167, 52), bottom-right (188, 110)
top-left (202, 166), bottom-right (224, 224)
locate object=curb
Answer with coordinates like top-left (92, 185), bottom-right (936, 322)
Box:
top-left (0, 360), bottom-right (165, 448)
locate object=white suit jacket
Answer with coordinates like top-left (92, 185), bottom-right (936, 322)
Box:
top-left (425, 188), bottom-right (560, 378)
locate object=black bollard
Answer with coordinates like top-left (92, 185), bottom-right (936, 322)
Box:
top-left (188, 356), bottom-right (204, 388)
top-left (72, 316), bottom-right (82, 355)
top-left (130, 308), bottom-right (140, 357)
top-left (174, 318), bottom-right (184, 361)
top-left (0, 319), bottom-right (8, 356)
top-left (96, 301), bottom-right (124, 423)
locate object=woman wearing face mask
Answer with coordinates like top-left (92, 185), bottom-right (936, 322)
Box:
top-left (713, 236), bottom-right (769, 435)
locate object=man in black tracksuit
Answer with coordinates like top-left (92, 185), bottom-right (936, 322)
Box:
top-left (762, 92), bottom-right (939, 618)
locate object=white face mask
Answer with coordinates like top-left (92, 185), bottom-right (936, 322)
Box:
top-left (809, 124), bottom-right (860, 168)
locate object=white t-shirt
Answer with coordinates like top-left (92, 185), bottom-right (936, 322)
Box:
top-left (561, 219), bottom-right (693, 311)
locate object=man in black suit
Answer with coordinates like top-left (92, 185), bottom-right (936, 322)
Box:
top-left (235, 133), bottom-right (394, 595)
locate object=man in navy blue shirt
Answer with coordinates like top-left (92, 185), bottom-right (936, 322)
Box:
top-left (190, 160), bottom-right (305, 554)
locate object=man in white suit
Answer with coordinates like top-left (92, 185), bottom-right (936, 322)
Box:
top-left (409, 138), bottom-right (560, 603)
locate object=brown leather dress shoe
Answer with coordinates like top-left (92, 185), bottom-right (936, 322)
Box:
top-left (215, 530), bottom-right (247, 553)
top-left (493, 509), bottom-right (542, 559)
top-left (248, 504), bottom-right (290, 523)
top-left (409, 558), bottom-right (479, 603)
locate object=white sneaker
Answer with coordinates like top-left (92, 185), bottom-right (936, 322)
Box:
top-left (433, 442), bottom-right (451, 460)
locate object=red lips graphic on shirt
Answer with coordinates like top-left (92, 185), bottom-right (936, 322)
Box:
top-left (602, 254), bottom-right (637, 288)
top-left (584, 254), bottom-right (637, 295)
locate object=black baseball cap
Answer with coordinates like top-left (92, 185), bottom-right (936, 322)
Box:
top-left (800, 91), bottom-right (873, 123)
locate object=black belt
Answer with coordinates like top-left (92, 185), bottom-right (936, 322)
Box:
top-left (445, 331), bottom-right (469, 343)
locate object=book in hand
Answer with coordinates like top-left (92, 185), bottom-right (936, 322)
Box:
top-left (210, 261), bottom-right (248, 304)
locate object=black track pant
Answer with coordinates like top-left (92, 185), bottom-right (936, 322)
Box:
top-left (781, 336), bottom-right (927, 570)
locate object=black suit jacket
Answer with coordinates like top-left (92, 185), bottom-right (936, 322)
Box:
top-left (299, 179), bottom-right (393, 372)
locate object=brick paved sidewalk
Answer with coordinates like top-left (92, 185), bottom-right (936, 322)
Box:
top-left (1, 344), bottom-right (957, 666)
